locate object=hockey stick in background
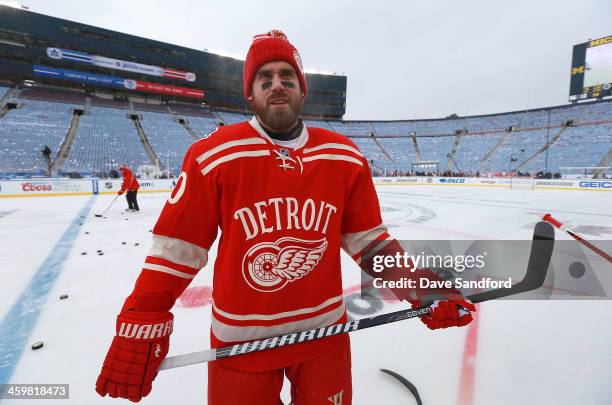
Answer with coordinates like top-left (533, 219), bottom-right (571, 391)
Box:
top-left (94, 194), bottom-right (119, 218)
top-left (159, 221), bottom-right (554, 371)
top-left (380, 369), bottom-right (423, 405)
top-left (543, 213), bottom-right (611, 263)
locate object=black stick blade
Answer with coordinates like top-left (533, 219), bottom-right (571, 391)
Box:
top-left (468, 221), bottom-right (554, 304)
top-left (380, 368), bottom-right (423, 405)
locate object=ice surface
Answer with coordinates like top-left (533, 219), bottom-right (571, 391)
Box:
top-left (0, 186), bottom-right (610, 404)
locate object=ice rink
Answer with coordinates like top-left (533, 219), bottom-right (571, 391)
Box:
top-left (1, 185), bottom-right (611, 404)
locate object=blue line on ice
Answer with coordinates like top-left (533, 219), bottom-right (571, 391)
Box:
top-left (0, 196), bottom-right (96, 386)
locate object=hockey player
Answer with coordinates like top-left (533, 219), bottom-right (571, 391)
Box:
top-left (95, 30), bottom-right (475, 404)
top-left (117, 164), bottom-right (140, 212)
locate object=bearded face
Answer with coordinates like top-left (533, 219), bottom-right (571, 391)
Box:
top-left (250, 61), bottom-right (304, 133)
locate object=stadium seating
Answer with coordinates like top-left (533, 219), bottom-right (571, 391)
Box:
top-left (62, 107), bottom-right (149, 175)
top-left (138, 111), bottom-right (195, 174)
top-left (2, 93), bottom-right (610, 177)
top-left (218, 110), bottom-right (251, 124)
top-left (0, 98), bottom-right (79, 174)
top-left (0, 85), bottom-right (9, 99)
top-left (182, 115), bottom-right (219, 138)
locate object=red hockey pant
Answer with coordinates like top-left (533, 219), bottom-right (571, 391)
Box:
top-left (208, 339), bottom-right (352, 405)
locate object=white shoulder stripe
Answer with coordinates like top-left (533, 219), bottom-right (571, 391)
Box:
top-left (148, 234), bottom-right (208, 269)
top-left (212, 295), bottom-right (343, 321)
top-left (341, 223), bottom-right (388, 256)
top-left (142, 263), bottom-right (195, 279)
top-left (196, 137), bottom-right (267, 164)
top-left (302, 154), bottom-right (363, 166)
top-left (303, 143), bottom-right (363, 157)
top-left (201, 150), bottom-right (270, 175)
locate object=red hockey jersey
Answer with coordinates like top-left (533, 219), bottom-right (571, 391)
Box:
top-left (134, 117), bottom-right (393, 371)
top-left (119, 167), bottom-right (139, 193)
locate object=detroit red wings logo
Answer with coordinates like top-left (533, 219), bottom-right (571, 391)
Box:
top-left (242, 237), bottom-right (328, 292)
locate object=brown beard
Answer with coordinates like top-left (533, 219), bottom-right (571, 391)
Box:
top-left (252, 93), bottom-right (302, 133)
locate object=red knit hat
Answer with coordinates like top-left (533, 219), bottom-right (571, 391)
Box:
top-left (243, 30), bottom-right (307, 100)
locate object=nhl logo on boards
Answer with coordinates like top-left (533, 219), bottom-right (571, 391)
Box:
top-left (242, 237), bottom-right (328, 292)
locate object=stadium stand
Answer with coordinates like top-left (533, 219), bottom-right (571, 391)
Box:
top-left (62, 107), bottom-right (150, 176)
top-left (0, 85), bottom-right (10, 100)
top-left (218, 111), bottom-right (251, 124)
top-left (138, 111), bottom-right (195, 174)
top-left (1, 90), bottom-right (610, 177)
top-left (0, 98), bottom-right (79, 175)
top-left (182, 115), bottom-right (219, 138)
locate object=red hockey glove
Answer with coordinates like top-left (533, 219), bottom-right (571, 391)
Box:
top-left (414, 298), bottom-right (475, 330)
top-left (95, 310), bottom-right (173, 402)
top-left (117, 190), bottom-right (124, 196)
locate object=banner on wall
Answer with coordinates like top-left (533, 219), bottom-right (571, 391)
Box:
top-left (46, 47), bottom-right (196, 82)
top-left (33, 65), bottom-right (204, 99)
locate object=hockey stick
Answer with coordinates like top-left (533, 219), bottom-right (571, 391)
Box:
top-left (94, 194), bottom-right (119, 218)
top-left (380, 369), bottom-right (423, 405)
top-left (159, 221), bottom-right (554, 371)
top-left (543, 213), bottom-right (611, 263)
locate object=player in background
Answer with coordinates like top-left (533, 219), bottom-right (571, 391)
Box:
top-left (95, 30), bottom-right (475, 404)
top-left (118, 164), bottom-right (140, 212)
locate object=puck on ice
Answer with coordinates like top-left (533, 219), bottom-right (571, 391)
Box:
top-left (60, 294), bottom-right (69, 300)
top-left (97, 250), bottom-right (102, 252)
top-left (98, 252), bottom-right (104, 256)
top-left (31, 342), bottom-right (44, 350)
top-left (148, 230), bottom-right (152, 233)
top-left (135, 243), bottom-right (139, 246)
top-left (81, 252), bottom-right (87, 255)
top-left (122, 242), bottom-right (126, 245)
top-left (85, 231), bottom-right (89, 234)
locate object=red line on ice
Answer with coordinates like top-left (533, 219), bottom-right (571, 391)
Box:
top-left (456, 308), bottom-right (479, 405)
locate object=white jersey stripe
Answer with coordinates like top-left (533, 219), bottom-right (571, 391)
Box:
top-left (195, 137), bottom-right (267, 164)
top-left (303, 143), bottom-right (363, 157)
top-left (302, 154), bottom-right (363, 167)
top-left (212, 295), bottom-right (343, 321)
top-left (341, 223), bottom-right (388, 256)
top-left (148, 234), bottom-right (209, 269)
top-left (201, 150), bottom-right (270, 176)
top-left (212, 303), bottom-right (345, 342)
top-left (142, 263), bottom-right (196, 279)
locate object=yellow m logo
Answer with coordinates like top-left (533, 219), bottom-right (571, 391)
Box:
top-left (572, 66), bottom-right (584, 75)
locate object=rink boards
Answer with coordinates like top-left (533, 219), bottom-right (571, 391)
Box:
top-left (0, 176), bottom-right (610, 198)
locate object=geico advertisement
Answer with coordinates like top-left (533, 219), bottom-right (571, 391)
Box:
top-left (578, 180), bottom-right (612, 189)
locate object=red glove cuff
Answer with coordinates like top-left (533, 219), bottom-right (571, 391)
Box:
top-left (115, 311), bottom-right (173, 342)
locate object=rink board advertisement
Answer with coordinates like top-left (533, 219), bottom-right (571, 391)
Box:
top-left (0, 180), bottom-right (94, 197)
top-left (97, 179), bottom-right (176, 194)
top-left (0, 178), bottom-right (610, 197)
top-left (373, 177), bottom-right (612, 191)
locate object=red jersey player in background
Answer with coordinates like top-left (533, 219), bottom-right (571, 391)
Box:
top-left (95, 30), bottom-right (475, 404)
top-left (117, 164), bottom-right (140, 212)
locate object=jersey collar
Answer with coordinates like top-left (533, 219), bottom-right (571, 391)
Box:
top-left (248, 116), bottom-right (309, 150)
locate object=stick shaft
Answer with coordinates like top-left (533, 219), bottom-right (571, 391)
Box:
top-left (543, 213), bottom-right (612, 263)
